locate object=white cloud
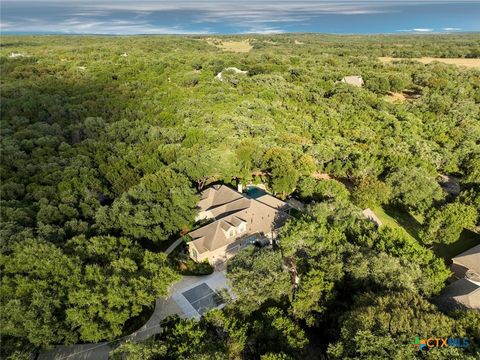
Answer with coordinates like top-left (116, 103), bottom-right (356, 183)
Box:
top-left (0, 21), bottom-right (16, 29)
top-left (397, 28), bottom-right (434, 32)
top-left (2, 1), bottom-right (395, 34)
top-left (1, 18), bottom-right (211, 35)
top-left (70, 10), bottom-right (111, 17)
top-left (413, 28), bottom-right (433, 32)
top-left (82, 1), bottom-right (394, 26)
top-left (241, 26), bottom-right (285, 34)
top-left (2, 1), bottom-right (477, 35)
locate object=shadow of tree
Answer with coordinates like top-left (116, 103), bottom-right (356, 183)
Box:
top-left (383, 204), bottom-right (422, 240)
top-left (433, 229), bottom-right (480, 262)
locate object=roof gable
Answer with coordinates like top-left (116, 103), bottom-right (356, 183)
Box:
top-left (188, 185), bottom-right (289, 254)
top-left (437, 278), bottom-right (480, 310)
top-left (453, 244), bottom-right (480, 276)
top-left (197, 185), bottom-right (244, 213)
top-left (255, 194), bottom-right (289, 211)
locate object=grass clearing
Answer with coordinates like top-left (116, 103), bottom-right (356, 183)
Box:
top-left (379, 56), bottom-right (480, 69)
top-left (373, 206), bottom-right (480, 263)
top-left (385, 92), bottom-right (407, 103)
top-left (384, 89), bottom-right (423, 103)
top-left (372, 205), bottom-right (422, 241)
top-left (206, 38), bottom-right (253, 52)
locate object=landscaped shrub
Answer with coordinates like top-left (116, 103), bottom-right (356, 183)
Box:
top-left (179, 259), bottom-right (214, 276)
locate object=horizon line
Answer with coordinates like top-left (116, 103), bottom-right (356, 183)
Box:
top-left (3, 31), bottom-right (480, 36)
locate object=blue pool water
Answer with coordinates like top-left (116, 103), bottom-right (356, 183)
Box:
top-left (246, 187), bottom-right (267, 199)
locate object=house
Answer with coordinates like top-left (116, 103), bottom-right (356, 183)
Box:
top-left (188, 185), bottom-right (290, 266)
top-left (215, 67), bottom-right (248, 81)
top-left (436, 244), bottom-right (480, 311)
top-left (340, 75), bottom-right (364, 87)
top-left (451, 244), bottom-right (480, 284)
top-left (436, 279), bottom-right (480, 311)
top-left (362, 208), bottom-right (382, 227)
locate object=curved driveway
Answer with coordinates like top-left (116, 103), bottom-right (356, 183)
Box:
top-left (38, 271), bottom-right (229, 360)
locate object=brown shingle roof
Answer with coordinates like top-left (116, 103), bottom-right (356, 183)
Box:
top-left (189, 185), bottom-right (289, 254)
top-left (197, 185), bottom-right (244, 213)
top-left (209, 198), bottom-right (251, 218)
top-left (452, 244), bottom-right (480, 276)
top-left (190, 214), bottom-right (247, 254)
top-left (255, 194), bottom-right (290, 211)
top-left (436, 278), bottom-right (480, 311)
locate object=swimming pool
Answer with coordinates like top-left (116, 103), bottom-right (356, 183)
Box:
top-left (246, 186), bottom-right (266, 199)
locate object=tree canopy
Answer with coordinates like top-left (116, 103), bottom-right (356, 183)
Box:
top-left (1, 33), bottom-right (479, 358)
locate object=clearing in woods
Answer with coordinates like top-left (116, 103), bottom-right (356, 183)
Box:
top-left (379, 56), bottom-right (480, 69)
top-left (206, 39), bottom-right (253, 52)
top-left (385, 90), bottom-right (421, 102)
top-left (385, 92), bottom-right (407, 102)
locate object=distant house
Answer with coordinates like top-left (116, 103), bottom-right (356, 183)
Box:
top-left (215, 67), bottom-right (248, 81)
top-left (436, 244), bottom-right (480, 311)
top-left (188, 185), bottom-right (290, 266)
top-left (340, 75), bottom-right (364, 87)
top-left (362, 208), bottom-right (382, 227)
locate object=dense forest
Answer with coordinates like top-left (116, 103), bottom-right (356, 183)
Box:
top-left (1, 34), bottom-right (480, 359)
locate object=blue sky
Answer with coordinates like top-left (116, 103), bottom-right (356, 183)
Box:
top-left (1, 0), bottom-right (480, 35)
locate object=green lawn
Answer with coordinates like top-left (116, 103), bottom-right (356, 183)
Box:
top-left (372, 205), bottom-right (422, 241)
top-left (372, 205), bottom-right (480, 263)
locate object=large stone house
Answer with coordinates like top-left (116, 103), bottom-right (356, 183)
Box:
top-left (187, 185), bottom-right (290, 266)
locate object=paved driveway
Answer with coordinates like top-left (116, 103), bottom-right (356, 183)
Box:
top-left (37, 343), bottom-right (111, 360)
top-left (38, 271), bottom-right (230, 360)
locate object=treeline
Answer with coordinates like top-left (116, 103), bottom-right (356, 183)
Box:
top-left (1, 34), bottom-right (479, 358)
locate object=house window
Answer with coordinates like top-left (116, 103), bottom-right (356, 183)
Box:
top-left (229, 229), bottom-right (235, 237)
top-left (192, 248), bottom-right (197, 260)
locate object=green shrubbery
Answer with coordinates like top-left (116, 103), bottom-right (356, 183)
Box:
top-left (179, 259), bottom-right (214, 276)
